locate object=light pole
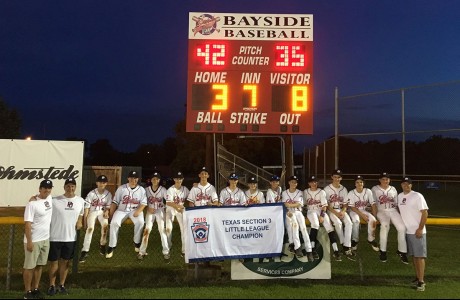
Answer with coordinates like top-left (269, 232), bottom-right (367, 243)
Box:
top-left (237, 135), bottom-right (286, 188)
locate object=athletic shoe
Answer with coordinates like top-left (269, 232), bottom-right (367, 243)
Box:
top-left (59, 285), bottom-right (68, 295)
top-left (47, 285), bottom-right (56, 296)
top-left (416, 281), bottom-right (425, 292)
top-left (99, 244), bottom-right (106, 255)
top-left (295, 248), bottom-right (304, 258)
top-left (333, 251), bottom-right (342, 261)
top-left (312, 250), bottom-right (320, 260)
top-left (368, 240), bottom-right (380, 252)
top-left (32, 288), bottom-right (45, 299)
top-left (306, 252), bottom-right (314, 261)
top-left (288, 243), bottom-right (295, 253)
top-left (180, 252), bottom-right (185, 258)
top-left (396, 251), bottom-right (409, 264)
top-left (79, 251), bottom-right (89, 263)
top-left (379, 251), bottom-right (387, 262)
top-left (344, 249), bottom-right (356, 261)
top-left (105, 247), bottom-right (114, 259)
top-left (164, 254), bottom-right (171, 264)
top-left (23, 290), bottom-right (34, 299)
top-left (134, 242), bottom-right (141, 253)
top-left (137, 253), bottom-right (145, 260)
top-left (351, 240), bottom-right (358, 251)
top-left (411, 278), bottom-right (419, 287)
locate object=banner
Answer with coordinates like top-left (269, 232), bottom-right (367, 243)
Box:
top-left (0, 139), bottom-right (84, 207)
top-left (184, 203), bottom-right (285, 262)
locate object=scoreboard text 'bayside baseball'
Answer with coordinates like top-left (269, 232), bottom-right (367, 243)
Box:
top-left (186, 12), bottom-right (314, 135)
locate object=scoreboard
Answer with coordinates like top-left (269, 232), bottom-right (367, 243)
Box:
top-left (187, 12), bottom-right (313, 134)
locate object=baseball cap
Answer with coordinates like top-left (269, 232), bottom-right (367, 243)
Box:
top-left (65, 178), bottom-right (77, 185)
top-left (307, 175), bottom-right (318, 183)
top-left (151, 171), bottom-right (161, 179)
top-left (39, 179), bottom-right (53, 189)
top-left (401, 176), bottom-right (412, 184)
top-left (247, 176), bottom-right (257, 183)
top-left (128, 171), bottom-right (139, 178)
top-left (228, 173), bottom-right (239, 180)
top-left (288, 175), bottom-right (299, 182)
top-left (199, 166), bottom-right (209, 174)
top-left (332, 169), bottom-right (343, 176)
top-left (379, 172), bottom-right (391, 179)
top-left (270, 174), bottom-right (280, 181)
top-left (173, 171), bottom-right (184, 179)
top-left (96, 175), bottom-right (108, 182)
top-left (355, 175), bottom-right (365, 182)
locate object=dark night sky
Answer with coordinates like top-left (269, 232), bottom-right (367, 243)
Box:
top-left (1, 0), bottom-right (459, 152)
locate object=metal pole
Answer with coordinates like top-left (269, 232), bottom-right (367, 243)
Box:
top-left (7, 225), bottom-right (15, 290)
top-left (401, 89), bottom-right (406, 176)
top-left (335, 87), bottom-right (339, 169)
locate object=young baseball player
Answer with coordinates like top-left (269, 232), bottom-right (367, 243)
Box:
top-left (265, 174), bottom-right (282, 203)
top-left (324, 169), bottom-right (355, 261)
top-left (23, 180), bottom-right (53, 300)
top-left (79, 175), bottom-right (112, 262)
top-left (245, 176), bottom-right (265, 205)
top-left (218, 172), bottom-right (247, 206)
top-left (138, 171), bottom-right (169, 261)
top-left (186, 167), bottom-right (218, 207)
top-left (106, 171), bottom-right (147, 259)
top-left (371, 172), bottom-right (408, 263)
top-left (348, 175), bottom-right (380, 253)
top-left (47, 178), bottom-right (85, 296)
top-left (304, 175), bottom-right (341, 261)
top-left (281, 175), bottom-right (314, 262)
top-left (397, 177), bottom-right (429, 292)
top-left (165, 171), bottom-right (189, 257)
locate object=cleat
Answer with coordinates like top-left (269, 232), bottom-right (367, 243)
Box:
top-left (411, 278), bottom-right (419, 287)
top-left (23, 290), bottom-right (34, 299)
top-left (59, 285), bottom-right (68, 295)
top-left (333, 251), bottom-right (342, 261)
top-left (295, 248), bottom-right (304, 258)
top-left (379, 251), bottom-right (387, 262)
top-left (99, 244), bottom-right (106, 255)
top-left (180, 252), bottom-right (185, 258)
top-left (416, 281), bottom-right (425, 292)
top-left (32, 288), bottom-right (44, 299)
top-left (344, 249), bottom-right (356, 261)
top-left (306, 252), bottom-right (314, 262)
top-left (79, 251), bottom-right (89, 263)
top-left (137, 253), bottom-right (145, 260)
top-left (397, 251), bottom-right (409, 264)
top-left (368, 240), bottom-right (380, 252)
top-left (288, 243), bottom-right (295, 253)
top-left (312, 250), bottom-right (320, 260)
top-left (47, 285), bottom-right (56, 296)
top-left (105, 247), bottom-right (114, 259)
top-left (134, 242), bottom-right (141, 253)
top-left (164, 254), bottom-right (171, 264)
top-left (351, 240), bottom-right (358, 251)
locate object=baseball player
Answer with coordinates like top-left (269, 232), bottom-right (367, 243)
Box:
top-left (47, 178), bottom-right (85, 296)
top-left (186, 167), bottom-right (218, 207)
top-left (218, 172), bottom-right (247, 206)
top-left (138, 171), bottom-right (169, 261)
top-left (165, 171), bottom-right (189, 257)
top-left (79, 175), bottom-right (112, 262)
top-left (281, 175), bottom-right (314, 262)
top-left (304, 175), bottom-right (341, 261)
top-left (106, 171), bottom-right (147, 259)
top-left (347, 175), bottom-right (380, 253)
top-left (371, 172), bottom-right (408, 263)
top-left (245, 176), bottom-right (265, 205)
top-left (265, 174), bottom-right (282, 203)
top-left (324, 169), bottom-right (355, 261)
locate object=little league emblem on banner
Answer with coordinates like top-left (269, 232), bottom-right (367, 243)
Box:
top-left (191, 222), bottom-right (210, 243)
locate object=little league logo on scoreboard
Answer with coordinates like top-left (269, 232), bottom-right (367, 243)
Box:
top-left (187, 12), bottom-right (314, 135)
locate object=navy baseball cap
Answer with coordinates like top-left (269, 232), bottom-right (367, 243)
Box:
top-left (151, 171), bottom-right (161, 179)
top-left (401, 176), bottom-right (412, 184)
top-left (39, 180), bottom-right (53, 189)
top-left (307, 175), bottom-right (318, 183)
top-left (128, 171), bottom-right (139, 178)
top-left (65, 178), bottom-right (77, 185)
top-left (96, 175), bottom-right (108, 182)
top-left (355, 175), bottom-right (365, 182)
top-left (379, 172), bottom-right (391, 179)
top-left (199, 167), bottom-right (209, 174)
top-left (248, 176), bottom-right (257, 183)
top-left (332, 169), bottom-right (343, 176)
top-left (228, 173), bottom-right (239, 180)
top-left (288, 175), bottom-right (299, 182)
top-left (173, 171), bottom-right (184, 179)
top-left (270, 174), bottom-right (280, 181)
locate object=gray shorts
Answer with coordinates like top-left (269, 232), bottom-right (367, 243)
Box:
top-left (23, 239), bottom-right (50, 269)
top-left (406, 233), bottom-right (427, 258)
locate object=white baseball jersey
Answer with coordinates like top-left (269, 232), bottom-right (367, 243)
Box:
top-left (371, 185), bottom-right (398, 211)
top-left (23, 195), bottom-right (53, 243)
top-left (245, 189), bottom-right (265, 204)
top-left (219, 187), bottom-right (247, 206)
top-left (266, 186), bottom-right (282, 203)
top-left (84, 188), bottom-right (112, 212)
top-left (146, 185), bottom-right (167, 212)
top-left (50, 195), bottom-right (85, 242)
top-left (324, 184), bottom-right (348, 210)
top-left (166, 185), bottom-right (190, 208)
top-left (304, 188), bottom-right (328, 211)
top-left (348, 188), bottom-right (374, 211)
top-left (281, 189), bottom-right (304, 212)
top-left (397, 191), bottom-right (429, 234)
top-left (112, 184), bottom-right (147, 212)
top-left (187, 183), bottom-right (218, 206)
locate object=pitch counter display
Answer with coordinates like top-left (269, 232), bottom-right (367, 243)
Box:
top-left (187, 13), bottom-right (314, 134)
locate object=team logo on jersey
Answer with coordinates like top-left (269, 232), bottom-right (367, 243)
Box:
top-left (192, 14), bottom-right (221, 36)
top-left (191, 222), bottom-right (210, 243)
top-left (65, 201), bottom-right (74, 210)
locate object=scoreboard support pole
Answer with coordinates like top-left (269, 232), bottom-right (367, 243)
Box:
top-left (284, 135), bottom-right (294, 179)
